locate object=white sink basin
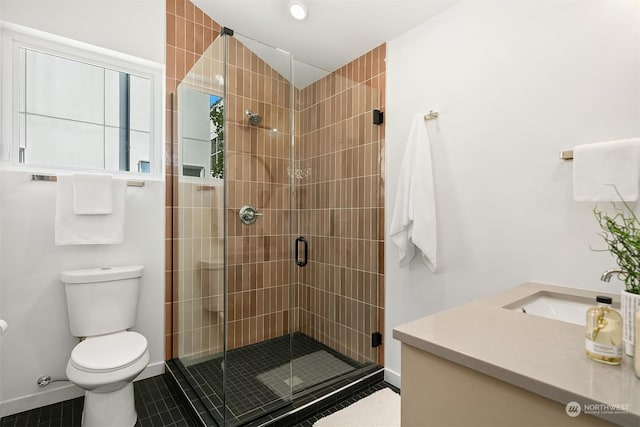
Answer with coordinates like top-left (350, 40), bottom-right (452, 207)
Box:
top-left (503, 291), bottom-right (610, 326)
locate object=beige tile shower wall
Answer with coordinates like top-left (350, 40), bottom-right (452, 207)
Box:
top-left (295, 44), bottom-right (386, 365)
top-left (174, 36), bottom-right (227, 361)
top-left (166, 0), bottom-right (221, 360)
top-left (175, 184), bottom-right (225, 360)
top-left (224, 37), bottom-right (293, 351)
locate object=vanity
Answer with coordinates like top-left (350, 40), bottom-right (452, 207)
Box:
top-left (393, 283), bottom-right (640, 427)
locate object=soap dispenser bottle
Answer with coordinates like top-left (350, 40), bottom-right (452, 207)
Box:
top-left (585, 296), bottom-right (622, 365)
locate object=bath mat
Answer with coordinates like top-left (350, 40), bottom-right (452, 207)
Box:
top-left (256, 350), bottom-right (353, 397)
top-left (313, 388), bottom-right (400, 427)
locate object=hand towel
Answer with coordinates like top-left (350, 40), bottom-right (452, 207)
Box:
top-left (73, 173), bottom-right (113, 214)
top-left (573, 138), bottom-right (640, 202)
top-left (389, 113), bottom-right (437, 271)
top-left (55, 175), bottom-right (127, 245)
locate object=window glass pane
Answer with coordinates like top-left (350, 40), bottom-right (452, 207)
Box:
top-left (183, 137), bottom-right (210, 177)
top-left (104, 69), bottom-right (122, 128)
top-left (181, 88), bottom-right (210, 141)
top-left (19, 48), bottom-right (26, 112)
top-left (25, 114), bottom-right (104, 169)
top-left (104, 126), bottom-right (122, 171)
top-left (129, 75), bottom-right (151, 132)
top-left (24, 49), bottom-right (104, 124)
top-left (19, 113), bottom-right (26, 148)
top-left (130, 130), bottom-right (150, 173)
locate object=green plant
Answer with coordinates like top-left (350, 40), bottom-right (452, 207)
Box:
top-left (210, 98), bottom-right (224, 179)
top-left (593, 197), bottom-right (640, 294)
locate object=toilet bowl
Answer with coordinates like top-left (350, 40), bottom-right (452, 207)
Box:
top-left (61, 265), bottom-right (148, 427)
top-left (66, 331), bottom-right (150, 426)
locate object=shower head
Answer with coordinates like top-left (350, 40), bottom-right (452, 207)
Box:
top-left (246, 110), bottom-right (262, 126)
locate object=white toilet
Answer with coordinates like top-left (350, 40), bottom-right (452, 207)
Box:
top-left (61, 265), bottom-right (150, 427)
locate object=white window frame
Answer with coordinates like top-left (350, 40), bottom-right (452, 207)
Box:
top-left (0, 21), bottom-right (164, 177)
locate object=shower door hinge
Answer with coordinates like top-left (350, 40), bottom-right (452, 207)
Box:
top-left (371, 332), bottom-right (382, 348)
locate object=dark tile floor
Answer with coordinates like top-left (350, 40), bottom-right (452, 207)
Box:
top-left (0, 375), bottom-right (196, 427)
top-left (176, 333), bottom-right (365, 425)
top-left (0, 370), bottom-right (395, 427)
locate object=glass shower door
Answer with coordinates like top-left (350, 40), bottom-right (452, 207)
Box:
top-left (223, 31), bottom-right (295, 425)
top-left (290, 53), bottom-right (384, 396)
top-left (173, 25), bottom-right (227, 422)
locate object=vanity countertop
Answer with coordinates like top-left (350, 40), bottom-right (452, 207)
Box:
top-left (393, 282), bottom-right (640, 426)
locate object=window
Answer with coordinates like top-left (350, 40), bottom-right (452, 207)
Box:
top-left (1, 23), bottom-right (163, 176)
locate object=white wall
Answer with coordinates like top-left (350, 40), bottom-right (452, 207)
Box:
top-left (0, 0), bottom-right (164, 64)
top-left (0, 173), bottom-right (165, 416)
top-left (0, 0), bottom-right (165, 417)
top-left (385, 0), bottom-right (640, 387)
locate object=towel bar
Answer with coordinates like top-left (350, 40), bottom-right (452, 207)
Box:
top-left (31, 174), bottom-right (145, 187)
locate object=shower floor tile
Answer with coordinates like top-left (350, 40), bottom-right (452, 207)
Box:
top-left (175, 332), bottom-right (367, 426)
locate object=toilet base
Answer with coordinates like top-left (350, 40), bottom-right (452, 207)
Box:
top-left (82, 383), bottom-right (137, 427)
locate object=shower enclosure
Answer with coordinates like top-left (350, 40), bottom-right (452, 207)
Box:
top-left (171, 28), bottom-right (385, 426)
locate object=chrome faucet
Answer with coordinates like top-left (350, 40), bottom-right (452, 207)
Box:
top-left (601, 269), bottom-right (624, 282)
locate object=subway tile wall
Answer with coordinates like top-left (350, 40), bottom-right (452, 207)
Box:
top-left (295, 45), bottom-right (386, 365)
top-left (224, 36), bottom-right (294, 351)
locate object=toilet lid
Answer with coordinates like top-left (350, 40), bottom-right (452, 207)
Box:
top-left (71, 331), bottom-right (148, 373)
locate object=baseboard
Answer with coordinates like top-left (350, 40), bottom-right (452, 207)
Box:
top-left (384, 367), bottom-right (401, 389)
top-left (136, 360), bottom-right (165, 381)
top-left (0, 383), bottom-right (84, 419)
top-left (0, 361), bottom-right (165, 418)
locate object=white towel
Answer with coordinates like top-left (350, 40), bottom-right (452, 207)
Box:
top-left (389, 113), bottom-right (437, 271)
top-left (573, 138), bottom-right (640, 202)
top-left (73, 173), bottom-right (113, 214)
top-left (55, 175), bottom-right (127, 245)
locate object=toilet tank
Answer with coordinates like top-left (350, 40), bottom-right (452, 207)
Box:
top-left (61, 265), bottom-right (144, 337)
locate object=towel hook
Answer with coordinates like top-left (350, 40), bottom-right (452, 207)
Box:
top-left (424, 110), bottom-right (439, 121)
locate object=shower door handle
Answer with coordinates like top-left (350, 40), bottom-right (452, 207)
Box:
top-left (295, 236), bottom-right (308, 267)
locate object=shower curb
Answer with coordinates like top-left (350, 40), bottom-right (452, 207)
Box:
top-left (165, 360), bottom-right (220, 426)
top-left (249, 367), bottom-right (384, 427)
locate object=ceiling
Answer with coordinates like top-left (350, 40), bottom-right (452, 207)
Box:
top-left (192, 0), bottom-right (457, 87)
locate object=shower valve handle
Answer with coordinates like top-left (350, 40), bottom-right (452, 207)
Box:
top-left (239, 205), bottom-right (262, 225)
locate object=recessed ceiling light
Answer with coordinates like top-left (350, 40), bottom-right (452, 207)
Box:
top-left (288, 1), bottom-right (308, 20)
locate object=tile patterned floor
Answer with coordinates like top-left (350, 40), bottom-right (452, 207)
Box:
top-left (0, 375), bottom-right (197, 427)
top-left (0, 332), bottom-right (388, 427)
top-left (0, 374), bottom-right (393, 427)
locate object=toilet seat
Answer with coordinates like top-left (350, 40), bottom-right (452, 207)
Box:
top-left (71, 331), bottom-right (148, 373)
